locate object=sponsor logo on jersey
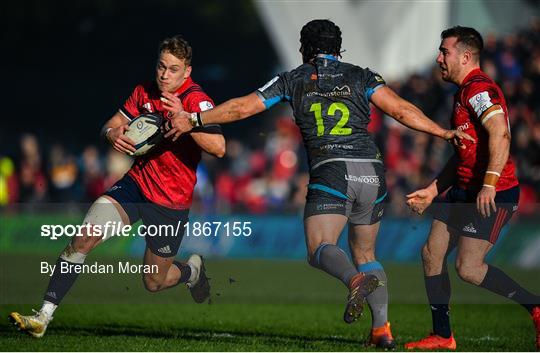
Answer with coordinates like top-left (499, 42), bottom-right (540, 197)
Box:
top-left (462, 223), bottom-right (477, 234)
top-left (457, 122), bottom-right (470, 131)
top-left (316, 203), bottom-right (345, 211)
top-left (317, 73), bottom-right (343, 78)
top-left (334, 85), bottom-right (351, 93)
top-left (344, 175), bottom-right (381, 186)
top-left (468, 91), bottom-right (493, 118)
top-left (320, 144), bottom-right (354, 150)
top-left (306, 85), bottom-right (352, 97)
top-left (199, 101), bottom-right (213, 111)
top-left (143, 102), bottom-right (153, 113)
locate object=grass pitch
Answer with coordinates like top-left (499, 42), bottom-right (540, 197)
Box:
top-left (1, 254), bottom-right (539, 351)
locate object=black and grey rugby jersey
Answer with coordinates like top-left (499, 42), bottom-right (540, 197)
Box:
top-left (256, 54), bottom-right (385, 170)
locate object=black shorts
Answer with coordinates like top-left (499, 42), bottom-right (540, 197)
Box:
top-left (433, 185), bottom-right (519, 244)
top-left (104, 175), bottom-right (188, 257)
top-left (304, 160), bottom-right (387, 225)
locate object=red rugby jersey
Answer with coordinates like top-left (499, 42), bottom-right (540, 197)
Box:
top-left (119, 77), bottom-right (217, 209)
top-left (451, 68), bottom-right (518, 191)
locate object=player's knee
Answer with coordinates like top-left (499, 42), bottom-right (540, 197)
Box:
top-left (455, 262), bottom-right (480, 284)
top-left (142, 274), bottom-right (165, 293)
top-left (83, 196), bottom-right (127, 244)
top-left (307, 242), bottom-right (332, 268)
top-left (421, 244), bottom-right (443, 265)
top-left (421, 244), bottom-right (444, 274)
top-left (421, 244), bottom-right (433, 264)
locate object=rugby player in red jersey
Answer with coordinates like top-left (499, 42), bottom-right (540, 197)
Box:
top-left (404, 26), bottom-right (540, 351)
top-left (9, 35), bottom-right (225, 338)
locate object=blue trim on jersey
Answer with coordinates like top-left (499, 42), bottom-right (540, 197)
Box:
top-left (365, 87), bottom-right (375, 101)
top-left (262, 95), bottom-right (291, 109)
top-left (314, 242), bottom-right (331, 266)
top-left (263, 96), bottom-right (281, 109)
top-left (374, 192), bottom-right (387, 204)
top-left (357, 261), bottom-right (384, 273)
top-left (317, 54), bottom-right (339, 61)
top-left (308, 183), bottom-right (348, 200)
top-left (365, 83), bottom-right (384, 101)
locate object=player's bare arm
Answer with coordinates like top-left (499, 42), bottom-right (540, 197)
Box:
top-left (476, 107), bottom-right (510, 218)
top-left (165, 93), bottom-right (266, 140)
top-left (190, 132), bottom-right (226, 158)
top-left (200, 92), bottom-right (266, 124)
top-left (407, 155), bottom-right (458, 215)
top-left (101, 111), bottom-right (136, 155)
top-left (370, 86), bottom-right (475, 146)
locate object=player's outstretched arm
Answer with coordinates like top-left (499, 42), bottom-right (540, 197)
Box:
top-left (200, 92), bottom-right (266, 125)
top-left (406, 155), bottom-right (458, 215)
top-left (165, 92), bottom-right (266, 141)
top-left (101, 112), bottom-right (136, 155)
top-left (476, 110), bottom-right (510, 217)
top-left (370, 86), bottom-right (475, 147)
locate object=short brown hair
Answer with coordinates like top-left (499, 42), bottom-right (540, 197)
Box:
top-left (159, 35), bottom-right (192, 65)
top-left (441, 26), bottom-right (483, 60)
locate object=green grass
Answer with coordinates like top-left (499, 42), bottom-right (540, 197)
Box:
top-left (1, 254), bottom-right (539, 351)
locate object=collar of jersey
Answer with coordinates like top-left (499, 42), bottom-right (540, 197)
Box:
top-left (174, 76), bottom-right (194, 95)
top-left (461, 67), bottom-right (483, 86)
top-left (316, 54), bottom-right (339, 61)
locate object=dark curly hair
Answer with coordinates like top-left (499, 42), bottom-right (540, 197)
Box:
top-left (300, 19), bottom-right (342, 63)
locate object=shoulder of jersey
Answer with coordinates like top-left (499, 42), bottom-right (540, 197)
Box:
top-left (139, 81), bottom-right (157, 92)
top-left (182, 82), bottom-right (204, 95)
top-left (130, 82), bottom-right (159, 100)
top-left (464, 70), bottom-right (495, 89)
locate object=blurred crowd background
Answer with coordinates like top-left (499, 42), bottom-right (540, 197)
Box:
top-left (1, 19), bottom-right (540, 217)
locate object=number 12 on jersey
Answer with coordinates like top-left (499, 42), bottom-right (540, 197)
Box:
top-left (309, 102), bottom-right (352, 136)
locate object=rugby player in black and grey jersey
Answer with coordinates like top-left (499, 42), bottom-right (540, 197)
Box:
top-left (166, 19), bottom-right (474, 349)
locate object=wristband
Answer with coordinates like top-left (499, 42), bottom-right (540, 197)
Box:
top-left (483, 171), bottom-right (499, 187)
top-left (485, 171), bottom-right (500, 177)
top-left (483, 184), bottom-right (496, 188)
top-left (189, 112), bottom-right (204, 127)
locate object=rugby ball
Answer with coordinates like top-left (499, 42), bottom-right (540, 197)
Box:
top-left (124, 113), bottom-right (164, 156)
